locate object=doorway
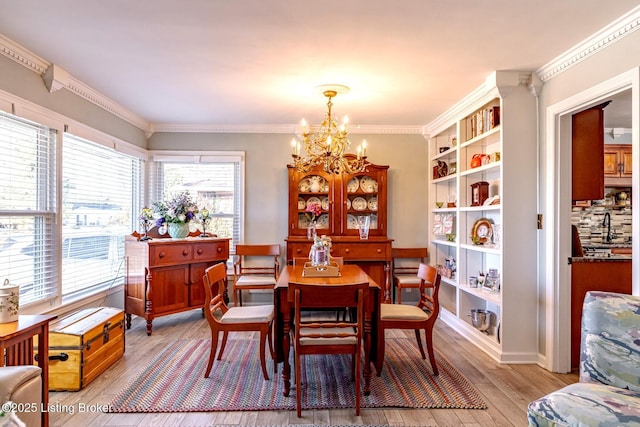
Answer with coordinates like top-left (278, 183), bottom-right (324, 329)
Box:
top-left (543, 68), bottom-right (639, 373)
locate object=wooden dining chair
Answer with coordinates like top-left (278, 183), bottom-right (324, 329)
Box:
top-left (375, 263), bottom-right (441, 376)
top-left (203, 263), bottom-right (275, 380)
top-left (391, 247), bottom-right (428, 304)
top-left (289, 281), bottom-right (368, 417)
top-left (233, 244), bottom-right (280, 306)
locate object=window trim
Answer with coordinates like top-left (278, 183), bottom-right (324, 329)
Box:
top-left (148, 150), bottom-right (245, 244)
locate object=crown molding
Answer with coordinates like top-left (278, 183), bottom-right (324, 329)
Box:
top-left (536, 5), bottom-right (640, 82)
top-left (152, 123), bottom-right (424, 135)
top-left (424, 71), bottom-right (535, 137)
top-left (0, 33), bottom-right (150, 131)
top-left (0, 33), bottom-right (48, 74)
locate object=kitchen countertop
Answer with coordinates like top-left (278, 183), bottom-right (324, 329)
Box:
top-left (570, 255), bottom-right (632, 263)
top-left (582, 244), bottom-right (632, 249)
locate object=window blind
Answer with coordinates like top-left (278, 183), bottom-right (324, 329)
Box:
top-left (150, 157), bottom-right (242, 253)
top-left (0, 111), bottom-right (57, 306)
top-left (62, 133), bottom-right (143, 298)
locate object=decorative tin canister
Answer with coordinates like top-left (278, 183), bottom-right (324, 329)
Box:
top-left (0, 278), bottom-right (19, 323)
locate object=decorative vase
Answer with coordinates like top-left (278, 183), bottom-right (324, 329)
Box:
top-left (168, 222), bottom-right (189, 239)
top-left (307, 222), bottom-right (317, 240)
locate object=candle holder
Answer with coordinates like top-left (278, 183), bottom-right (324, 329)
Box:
top-left (139, 219), bottom-right (152, 241)
top-left (138, 207), bottom-right (154, 241)
top-left (199, 209), bottom-right (211, 238)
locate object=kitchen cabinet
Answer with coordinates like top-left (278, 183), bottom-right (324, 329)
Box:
top-left (124, 235), bottom-right (230, 335)
top-left (286, 162), bottom-right (393, 300)
top-left (570, 258), bottom-right (631, 371)
top-left (604, 143), bottom-right (632, 187)
top-left (571, 102), bottom-right (610, 201)
top-left (426, 71), bottom-right (538, 364)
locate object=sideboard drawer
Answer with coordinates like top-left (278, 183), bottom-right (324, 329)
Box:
top-left (289, 243), bottom-right (311, 259)
top-left (150, 244), bottom-right (193, 265)
top-left (192, 242), bottom-right (229, 262)
top-left (336, 242), bottom-right (388, 260)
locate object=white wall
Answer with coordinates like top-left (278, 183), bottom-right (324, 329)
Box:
top-left (148, 132), bottom-right (429, 249)
top-left (537, 27), bottom-right (640, 369)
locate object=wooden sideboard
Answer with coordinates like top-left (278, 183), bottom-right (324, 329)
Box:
top-left (124, 235), bottom-right (230, 335)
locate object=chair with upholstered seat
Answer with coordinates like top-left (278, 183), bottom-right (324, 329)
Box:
top-left (391, 247), bottom-right (428, 304)
top-left (233, 244), bottom-right (280, 306)
top-left (375, 263), bottom-right (440, 376)
top-left (203, 263), bottom-right (275, 380)
top-left (289, 281), bottom-right (368, 417)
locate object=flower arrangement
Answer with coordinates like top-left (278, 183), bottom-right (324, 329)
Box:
top-left (305, 202), bottom-right (322, 223)
top-left (152, 191), bottom-right (199, 227)
top-left (139, 207), bottom-right (153, 223)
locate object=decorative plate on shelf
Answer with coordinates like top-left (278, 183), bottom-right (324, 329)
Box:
top-left (316, 214), bottom-right (329, 229)
top-left (346, 199), bottom-right (351, 209)
top-left (298, 197), bottom-right (306, 210)
top-left (352, 197), bottom-right (367, 211)
top-left (360, 176), bottom-right (378, 193)
top-left (347, 177), bottom-right (359, 193)
top-left (321, 197), bottom-right (330, 211)
top-left (367, 195), bottom-right (378, 211)
top-left (307, 196), bottom-right (321, 208)
top-left (298, 215), bottom-right (310, 229)
top-left (471, 218), bottom-right (493, 244)
top-left (347, 214), bottom-right (358, 229)
top-left (298, 177), bottom-right (311, 192)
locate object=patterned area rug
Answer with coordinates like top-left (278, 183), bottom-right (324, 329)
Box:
top-left (109, 338), bottom-right (486, 413)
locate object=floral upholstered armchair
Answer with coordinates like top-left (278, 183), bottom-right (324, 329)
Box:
top-left (527, 291), bottom-right (640, 426)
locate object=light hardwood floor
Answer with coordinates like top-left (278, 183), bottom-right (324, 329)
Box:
top-left (48, 309), bottom-right (577, 427)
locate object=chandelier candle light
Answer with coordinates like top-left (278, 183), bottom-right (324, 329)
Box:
top-left (291, 84), bottom-right (368, 175)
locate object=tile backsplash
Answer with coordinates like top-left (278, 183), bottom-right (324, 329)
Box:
top-left (572, 203), bottom-right (632, 245)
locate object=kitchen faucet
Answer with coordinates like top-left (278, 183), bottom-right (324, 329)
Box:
top-left (603, 212), bottom-right (612, 243)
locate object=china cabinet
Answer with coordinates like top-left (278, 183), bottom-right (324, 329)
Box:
top-left (286, 161), bottom-right (393, 300)
top-left (426, 71), bottom-right (538, 363)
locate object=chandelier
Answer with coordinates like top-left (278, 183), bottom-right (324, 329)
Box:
top-left (290, 85), bottom-right (368, 175)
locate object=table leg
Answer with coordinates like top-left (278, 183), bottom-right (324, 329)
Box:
top-left (282, 311), bottom-right (291, 397)
top-left (37, 326), bottom-right (50, 427)
top-left (363, 318), bottom-right (372, 396)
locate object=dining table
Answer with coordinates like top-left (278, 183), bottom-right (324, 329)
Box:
top-left (274, 263), bottom-right (381, 397)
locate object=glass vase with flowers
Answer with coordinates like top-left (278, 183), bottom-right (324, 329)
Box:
top-left (305, 202), bottom-right (322, 240)
top-left (152, 191), bottom-right (199, 239)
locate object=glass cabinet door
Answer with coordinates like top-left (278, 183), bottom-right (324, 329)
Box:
top-left (342, 170), bottom-right (385, 237)
top-left (290, 170), bottom-right (334, 236)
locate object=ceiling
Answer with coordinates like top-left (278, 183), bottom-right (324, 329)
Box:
top-left (0, 1), bottom-right (638, 132)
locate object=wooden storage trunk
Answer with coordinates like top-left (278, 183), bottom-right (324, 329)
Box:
top-left (34, 306), bottom-right (125, 391)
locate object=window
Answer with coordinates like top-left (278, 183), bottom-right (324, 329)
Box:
top-left (150, 153), bottom-right (243, 253)
top-left (0, 111), bottom-right (57, 306)
top-left (61, 133), bottom-right (143, 299)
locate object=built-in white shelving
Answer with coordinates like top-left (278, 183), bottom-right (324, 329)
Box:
top-left (426, 71), bottom-right (539, 364)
